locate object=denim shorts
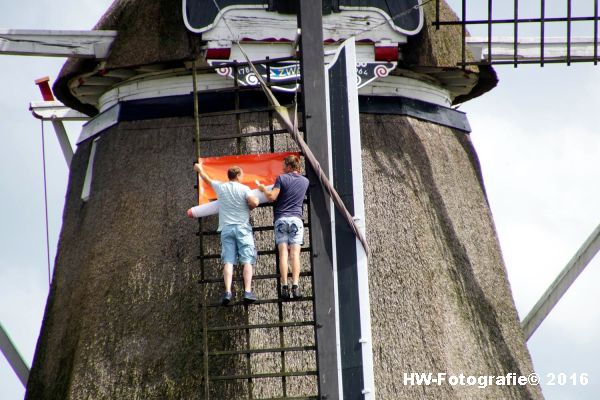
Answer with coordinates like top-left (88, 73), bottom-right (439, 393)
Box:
top-left (220, 224), bottom-right (256, 265)
top-left (274, 216), bottom-right (304, 246)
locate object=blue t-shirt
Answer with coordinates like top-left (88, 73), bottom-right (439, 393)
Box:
top-left (273, 172), bottom-right (309, 222)
top-left (211, 181), bottom-right (252, 231)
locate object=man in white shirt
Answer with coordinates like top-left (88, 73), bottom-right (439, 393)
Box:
top-left (193, 162), bottom-right (259, 305)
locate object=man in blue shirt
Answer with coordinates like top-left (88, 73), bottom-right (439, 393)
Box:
top-left (258, 155), bottom-right (309, 299)
top-left (194, 162), bottom-right (260, 305)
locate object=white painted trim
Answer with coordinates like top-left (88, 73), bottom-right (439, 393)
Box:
top-left (346, 38), bottom-right (375, 400)
top-left (182, 1), bottom-right (267, 34)
top-left (78, 104), bottom-right (120, 144)
top-left (201, 9), bottom-right (408, 44)
top-left (96, 67), bottom-right (449, 114)
top-left (467, 36), bottom-right (600, 61)
top-left (223, 41), bottom-right (379, 64)
top-left (81, 137), bottom-right (100, 202)
top-left (29, 101), bottom-right (90, 121)
top-left (98, 73), bottom-right (233, 112)
top-left (359, 75), bottom-right (452, 107)
top-left (339, 1), bottom-right (424, 36)
top-left (0, 29), bottom-right (116, 58)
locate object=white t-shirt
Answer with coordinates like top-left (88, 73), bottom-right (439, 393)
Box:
top-left (211, 181), bottom-right (252, 231)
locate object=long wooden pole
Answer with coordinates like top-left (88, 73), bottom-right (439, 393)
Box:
top-left (522, 223), bottom-right (600, 339)
top-left (0, 323), bottom-right (29, 388)
top-left (296, 1), bottom-right (341, 398)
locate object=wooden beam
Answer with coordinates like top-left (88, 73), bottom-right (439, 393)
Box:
top-left (29, 101), bottom-right (89, 121)
top-left (0, 29), bottom-right (116, 58)
top-left (468, 36), bottom-right (600, 62)
top-left (0, 323), bottom-right (29, 388)
top-left (50, 121), bottom-right (74, 167)
top-left (297, 1), bottom-right (341, 398)
top-left (522, 223), bottom-right (600, 339)
top-left (81, 138), bottom-right (100, 202)
top-left (29, 101), bottom-right (82, 167)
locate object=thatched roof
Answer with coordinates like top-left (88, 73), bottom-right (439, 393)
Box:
top-left (53, 0), bottom-right (202, 115)
top-left (402, 0), bottom-right (498, 103)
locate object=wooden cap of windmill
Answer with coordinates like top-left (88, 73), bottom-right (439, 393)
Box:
top-left (52, 0), bottom-right (497, 117)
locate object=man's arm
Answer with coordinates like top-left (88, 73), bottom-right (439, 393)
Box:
top-left (246, 193), bottom-right (259, 210)
top-left (193, 162), bottom-right (214, 186)
top-left (257, 183), bottom-right (280, 202)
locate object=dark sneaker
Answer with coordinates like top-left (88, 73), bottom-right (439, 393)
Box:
top-left (243, 291), bottom-right (257, 304)
top-left (221, 291), bottom-right (232, 306)
top-left (280, 285), bottom-right (290, 300)
top-left (291, 284), bottom-right (302, 299)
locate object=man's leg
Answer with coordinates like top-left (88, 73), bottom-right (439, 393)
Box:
top-left (242, 263), bottom-right (253, 292)
top-left (278, 243), bottom-right (290, 285)
top-left (223, 263), bottom-right (234, 292)
top-left (220, 227), bottom-right (236, 305)
top-left (288, 217), bottom-right (304, 298)
top-left (275, 219), bottom-right (291, 300)
top-left (242, 263), bottom-right (257, 303)
top-left (289, 244), bottom-right (301, 286)
top-left (237, 225), bottom-right (257, 303)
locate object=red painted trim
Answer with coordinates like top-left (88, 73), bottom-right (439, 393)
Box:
top-left (206, 47), bottom-right (232, 60)
top-left (374, 46), bottom-right (398, 62)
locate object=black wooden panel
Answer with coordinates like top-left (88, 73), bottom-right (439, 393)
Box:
top-left (328, 46), bottom-right (365, 400)
top-left (297, 0), bottom-right (340, 398)
top-left (185, 0), bottom-right (267, 32)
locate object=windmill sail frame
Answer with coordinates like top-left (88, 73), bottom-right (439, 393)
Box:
top-left (434, 0), bottom-right (600, 66)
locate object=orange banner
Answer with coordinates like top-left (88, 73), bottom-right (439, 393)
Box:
top-left (197, 152), bottom-right (301, 204)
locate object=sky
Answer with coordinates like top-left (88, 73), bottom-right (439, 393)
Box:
top-left (1, 1), bottom-right (600, 399)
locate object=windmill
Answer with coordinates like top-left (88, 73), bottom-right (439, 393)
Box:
top-left (1, 0), bottom-right (598, 399)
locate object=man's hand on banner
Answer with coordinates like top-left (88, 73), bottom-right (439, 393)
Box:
top-left (256, 180), bottom-right (266, 192)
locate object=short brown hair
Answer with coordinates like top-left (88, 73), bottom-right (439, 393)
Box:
top-left (227, 166), bottom-right (242, 180)
top-left (284, 154), bottom-right (301, 171)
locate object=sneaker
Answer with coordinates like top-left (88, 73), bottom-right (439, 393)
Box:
top-left (280, 285), bottom-right (290, 300)
top-left (291, 284), bottom-right (302, 299)
top-left (221, 291), bottom-right (232, 306)
top-left (243, 291), bottom-right (257, 304)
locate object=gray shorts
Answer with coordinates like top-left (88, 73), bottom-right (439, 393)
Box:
top-left (274, 216), bottom-right (304, 246)
top-left (220, 224), bottom-right (256, 265)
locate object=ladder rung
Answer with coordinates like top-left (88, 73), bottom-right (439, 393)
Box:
top-left (207, 320), bottom-right (314, 332)
top-left (200, 271), bottom-right (312, 284)
top-left (255, 397), bottom-right (319, 400)
top-left (207, 296), bottom-right (314, 308)
top-left (197, 104), bottom-right (283, 118)
top-left (200, 247), bottom-right (311, 260)
top-left (210, 370), bottom-right (318, 381)
top-left (208, 345), bottom-right (316, 356)
top-left (199, 128), bottom-right (291, 142)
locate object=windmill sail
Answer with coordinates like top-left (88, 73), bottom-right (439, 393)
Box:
top-left (433, 0), bottom-right (600, 66)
